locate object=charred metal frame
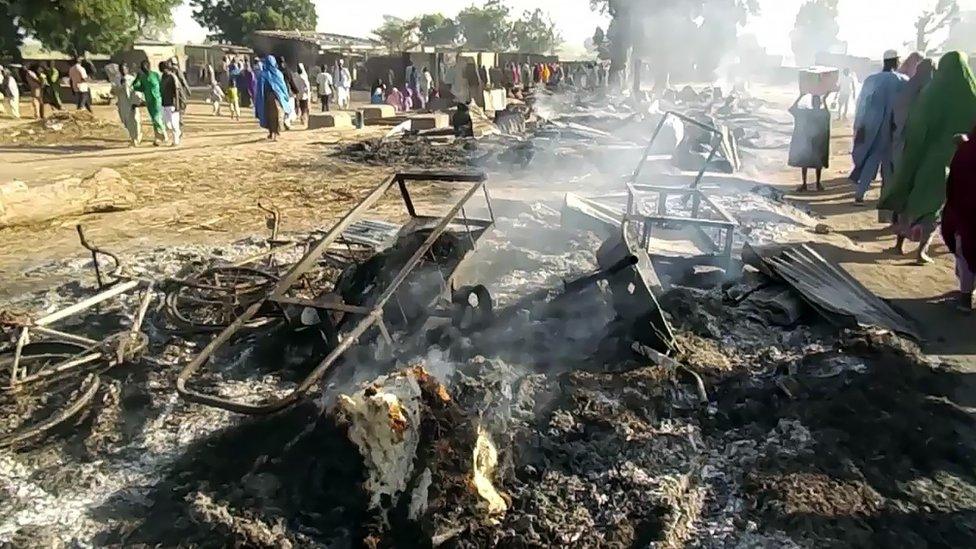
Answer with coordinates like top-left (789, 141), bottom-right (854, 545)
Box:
top-left (629, 110), bottom-right (730, 188)
top-left (625, 183), bottom-right (738, 270)
top-left (4, 279), bottom-right (154, 389)
top-left (176, 171), bottom-right (494, 415)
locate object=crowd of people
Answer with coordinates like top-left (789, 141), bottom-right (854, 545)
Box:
top-left (0, 57), bottom-right (97, 119)
top-left (788, 48), bottom-right (976, 311)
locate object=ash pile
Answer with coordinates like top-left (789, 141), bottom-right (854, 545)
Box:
top-left (3, 87), bottom-right (976, 549)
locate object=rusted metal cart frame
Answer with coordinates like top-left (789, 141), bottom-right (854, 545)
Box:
top-left (176, 170), bottom-right (494, 415)
top-left (625, 183), bottom-right (738, 270)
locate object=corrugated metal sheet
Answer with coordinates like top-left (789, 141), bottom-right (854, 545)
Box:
top-left (744, 243), bottom-right (920, 340)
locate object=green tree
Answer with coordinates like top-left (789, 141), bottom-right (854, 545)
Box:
top-left (191, 0), bottom-right (317, 46)
top-left (592, 26), bottom-right (609, 60)
top-left (914, 0), bottom-right (959, 53)
top-left (511, 9), bottom-right (562, 54)
top-left (416, 13), bottom-right (459, 47)
top-left (10, 0), bottom-right (179, 56)
top-left (790, 0), bottom-right (840, 66)
top-left (372, 16), bottom-right (418, 54)
top-left (588, 0), bottom-right (757, 87)
top-left (0, 0), bottom-right (24, 60)
top-left (457, 0), bottom-right (512, 51)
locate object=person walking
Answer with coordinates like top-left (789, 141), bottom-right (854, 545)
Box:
top-left (133, 60), bottom-right (166, 146)
top-left (209, 76), bottom-right (225, 116)
top-left (850, 49), bottom-right (908, 204)
top-left (407, 66), bottom-right (422, 109)
top-left (68, 57), bottom-right (92, 112)
top-left (279, 59), bottom-right (299, 121)
top-left (237, 61), bottom-right (254, 109)
top-left (419, 67), bottom-right (433, 109)
top-left (880, 51), bottom-right (976, 264)
top-left (227, 61), bottom-right (241, 120)
top-left (113, 64), bottom-right (141, 146)
top-left (2, 66), bottom-right (19, 118)
top-left (254, 55), bottom-right (292, 141)
top-left (836, 68), bottom-right (858, 121)
top-left (250, 58), bottom-right (263, 118)
top-left (170, 56), bottom-right (191, 127)
top-left (941, 128), bottom-right (976, 311)
top-left (160, 61), bottom-right (186, 146)
top-left (316, 64), bottom-right (333, 112)
top-left (881, 58), bottom-right (934, 223)
top-left (23, 65), bottom-right (44, 118)
top-left (42, 62), bottom-right (63, 111)
top-left (789, 93), bottom-right (831, 191)
top-left (295, 63), bottom-right (311, 125)
top-left (333, 59), bottom-right (351, 109)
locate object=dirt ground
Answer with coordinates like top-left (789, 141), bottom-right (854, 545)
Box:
top-left (743, 85), bottom-right (976, 371)
top-left (0, 93), bottom-right (450, 298)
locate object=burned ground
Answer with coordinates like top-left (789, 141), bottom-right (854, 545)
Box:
top-left (3, 86), bottom-right (976, 548)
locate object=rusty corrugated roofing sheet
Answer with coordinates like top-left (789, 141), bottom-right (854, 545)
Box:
top-left (744, 243), bottom-right (920, 340)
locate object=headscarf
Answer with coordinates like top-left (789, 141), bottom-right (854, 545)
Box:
top-left (386, 86), bottom-right (405, 111)
top-left (250, 59), bottom-right (263, 103)
top-left (898, 52), bottom-right (924, 78)
top-left (893, 58), bottom-right (934, 157)
top-left (254, 55), bottom-right (293, 128)
top-left (942, 125), bottom-right (976, 269)
top-left (881, 51), bottom-right (976, 224)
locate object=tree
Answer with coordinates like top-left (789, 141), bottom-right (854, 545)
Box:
top-left (0, 0), bottom-right (24, 60)
top-left (914, 0), bottom-right (959, 53)
top-left (372, 16), bottom-right (418, 54)
top-left (511, 9), bottom-right (562, 54)
top-left (790, 0), bottom-right (840, 67)
top-left (588, 0), bottom-right (757, 88)
top-left (191, 0), bottom-right (317, 47)
top-left (416, 13), bottom-right (460, 47)
top-left (10, 0), bottom-right (179, 57)
top-left (591, 26), bottom-right (610, 60)
top-left (457, 0), bottom-right (512, 51)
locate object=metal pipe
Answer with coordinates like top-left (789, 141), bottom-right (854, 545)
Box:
top-left (35, 280), bottom-right (141, 327)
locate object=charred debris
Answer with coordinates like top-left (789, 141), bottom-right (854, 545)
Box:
top-left (2, 84), bottom-right (971, 548)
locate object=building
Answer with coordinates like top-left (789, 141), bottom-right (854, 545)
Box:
top-left (250, 30), bottom-right (385, 87)
top-left (112, 40), bottom-right (183, 74)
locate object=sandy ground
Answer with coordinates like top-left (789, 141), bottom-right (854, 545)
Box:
top-left (0, 84), bottom-right (972, 370)
top-left (748, 85), bottom-right (975, 368)
top-left (0, 92), bottom-right (442, 297)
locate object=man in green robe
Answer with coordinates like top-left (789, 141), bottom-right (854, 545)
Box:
top-left (132, 60), bottom-right (166, 146)
top-left (880, 51), bottom-right (976, 264)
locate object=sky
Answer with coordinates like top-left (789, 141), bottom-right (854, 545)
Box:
top-left (172, 0), bottom-right (976, 60)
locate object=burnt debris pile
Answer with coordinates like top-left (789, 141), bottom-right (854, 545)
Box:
top-left (4, 86), bottom-right (976, 548)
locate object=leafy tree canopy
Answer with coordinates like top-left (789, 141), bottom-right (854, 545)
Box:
top-left (790, 0), bottom-right (840, 66)
top-left (416, 13), bottom-right (460, 47)
top-left (511, 8), bottom-right (562, 54)
top-left (372, 16), bottom-right (417, 54)
top-left (457, 0), bottom-right (512, 51)
top-left (10, 0), bottom-right (180, 56)
top-left (0, 0), bottom-right (24, 60)
top-left (191, 0), bottom-right (317, 46)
